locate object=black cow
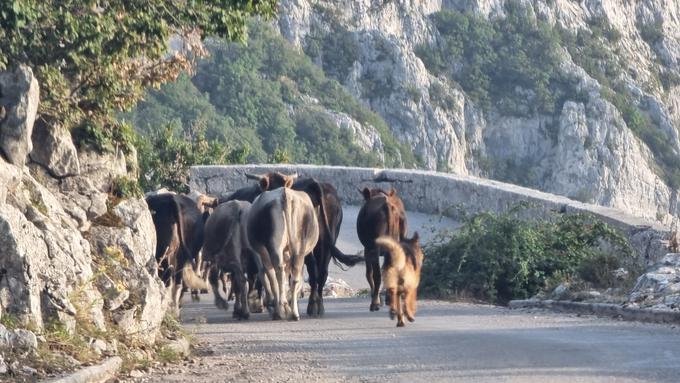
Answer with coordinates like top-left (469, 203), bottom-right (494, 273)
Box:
top-left (292, 178), bottom-right (364, 317)
top-left (145, 193), bottom-right (208, 314)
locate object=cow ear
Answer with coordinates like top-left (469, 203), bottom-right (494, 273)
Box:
top-left (259, 176), bottom-right (270, 191)
top-left (284, 177), bottom-right (294, 188)
top-left (389, 188), bottom-right (397, 196)
top-left (362, 187), bottom-right (371, 201)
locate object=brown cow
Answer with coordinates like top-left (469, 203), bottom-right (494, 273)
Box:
top-left (356, 188), bottom-right (407, 311)
top-left (375, 233), bottom-right (424, 327)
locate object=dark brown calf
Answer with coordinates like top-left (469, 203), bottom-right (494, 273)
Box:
top-left (356, 188), bottom-right (407, 311)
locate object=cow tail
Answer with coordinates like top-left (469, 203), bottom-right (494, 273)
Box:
top-left (170, 199), bottom-right (194, 269)
top-left (309, 181), bottom-right (363, 269)
top-left (283, 189), bottom-right (297, 257)
top-left (375, 236), bottom-right (405, 290)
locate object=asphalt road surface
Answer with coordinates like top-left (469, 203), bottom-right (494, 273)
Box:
top-left (130, 207), bottom-right (680, 383)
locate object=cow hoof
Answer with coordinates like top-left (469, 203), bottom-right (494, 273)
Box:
top-left (272, 312), bottom-right (283, 320)
top-left (241, 311), bottom-right (250, 320)
top-left (215, 300), bottom-right (229, 310)
top-left (370, 303), bottom-right (380, 312)
top-left (291, 314), bottom-right (300, 321)
top-left (407, 314), bottom-right (415, 323)
top-left (397, 320), bottom-right (405, 328)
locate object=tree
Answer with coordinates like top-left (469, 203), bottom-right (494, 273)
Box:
top-left (0, 0), bottom-right (278, 151)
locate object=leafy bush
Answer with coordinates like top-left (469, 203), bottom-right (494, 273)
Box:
top-left (420, 206), bottom-right (633, 304)
top-left (0, 0), bottom-right (276, 153)
top-left (136, 121), bottom-right (247, 192)
top-left (111, 176), bottom-right (143, 199)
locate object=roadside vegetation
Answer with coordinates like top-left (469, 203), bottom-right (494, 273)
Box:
top-left (420, 205), bottom-right (636, 304)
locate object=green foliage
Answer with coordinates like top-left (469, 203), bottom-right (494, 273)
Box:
top-left (638, 19), bottom-right (664, 45)
top-left (111, 176), bottom-right (143, 199)
top-left (132, 20), bottom-right (416, 171)
top-left (417, 4), bottom-right (568, 115)
top-left (421, 207), bottom-right (633, 304)
top-left (136, 121), bottom-right (247, 192)
top-left (0, 0), bottom-right (277, 153)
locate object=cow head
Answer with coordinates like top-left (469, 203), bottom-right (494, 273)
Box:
top-left (196, 194), bottom-right (218, 213)
top-left (245, 172), bottom-right (298, 192)
top-left (361, 187), bottom-right (397, 201)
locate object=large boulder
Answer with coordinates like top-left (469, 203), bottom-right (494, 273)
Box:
top-left (79, 148), bottom-right (129, 193)
top-left (0, 174), bottom-right (103, 332)
top-left (29, 120), bottom-right (80, 178)
top-left (0, 65), bottom-right (39, 166)
top-left (627, 253), bottom-right (680, 311)
top-left (87, 198), bottom-right (167, 345)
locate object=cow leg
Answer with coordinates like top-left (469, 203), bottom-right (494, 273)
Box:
top-left (170, 276), bottom-right (183, 317)
top-left (289, 253), bottom-right (307, 321)
top-left (365, 249), bottom-right (381, 311)
top-left (316, 249), bottom-right (332, 317)
top-left (246, 248), bottom-right (265, 313)
top-left (209, 267), bottom-right (229, 310)
top-left (256, 244), bottom-right (282, 320)
top-left (232, 268), bottom-right (250, 320)
top-left (305, 253), bottom-right (320, 317)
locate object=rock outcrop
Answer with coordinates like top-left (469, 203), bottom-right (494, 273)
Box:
top-left (275, 0), bottom-right (680, 224)
top-left (0, 65), bottom-right (169, 376)
top-left (627, 253), bottom-right (680, 311)
top-left (0, 65), bottom-right (39, 166)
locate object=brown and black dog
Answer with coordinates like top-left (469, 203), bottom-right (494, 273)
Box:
top-left (375, 233), bottom-right (424, 327)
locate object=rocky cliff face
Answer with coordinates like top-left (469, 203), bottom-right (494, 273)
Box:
top-left (276, 0), bottom-right (680, 223)
top-left (0, 66), bottom-right (168, 376)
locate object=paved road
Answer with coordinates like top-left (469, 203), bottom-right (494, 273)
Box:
top-left (137, 298), bottom-right (680, 383)
top-left (130, 208), bottom-right (680, 382)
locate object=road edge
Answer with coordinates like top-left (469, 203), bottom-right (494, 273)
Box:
top-left (509, 299), bottom-right (680, 324)
top-left (45, 356), bottom-right (122, 383)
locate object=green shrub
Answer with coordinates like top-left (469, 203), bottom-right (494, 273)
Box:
top-left (111, 176), bottom-right (143, 199)
top-left (416, 4), bottom-right (569, 115)
top-left (420, 207), bottom-right (633, 304)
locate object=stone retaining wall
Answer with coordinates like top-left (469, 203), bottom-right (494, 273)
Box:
top-left (190, 165), bottom-right (670, 264)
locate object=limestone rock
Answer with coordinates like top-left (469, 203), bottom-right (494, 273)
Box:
top-left (29, 120), bottom-right (80, 178)
top-left (88, 198), bottom-right (166, 345)
top-left (0, 65), bottom-right (39, 166)
top-left (79, 148), bottom-right (129, 192)
top-left (627, 253), bottom-right (680, 310)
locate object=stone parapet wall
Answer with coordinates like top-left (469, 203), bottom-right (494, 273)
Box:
top-left (190, 164), bottom-right (670, 264)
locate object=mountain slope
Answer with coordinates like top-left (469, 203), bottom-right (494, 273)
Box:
top-left (127, 20), bottom-right (418, 170)
top-left (277, 0), bottom-right (680, 223)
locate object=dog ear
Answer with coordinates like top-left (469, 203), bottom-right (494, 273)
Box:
top-left (259, 176), bottom-right (270, 191)
top-left (362, 187), bottom-right (371, 201)
top-left (388, 188), bottom-right (396, 197)
top-left (410, 231), bottom-right (419, 243)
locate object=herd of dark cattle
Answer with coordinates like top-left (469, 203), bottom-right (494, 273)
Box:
top-left (145, 172), bottom-right (424, 327)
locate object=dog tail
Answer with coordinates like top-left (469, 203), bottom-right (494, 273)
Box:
top-left (181, 263), bottom-right (209, 290)
top-left (376, 236), bottom-right (405, 270)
